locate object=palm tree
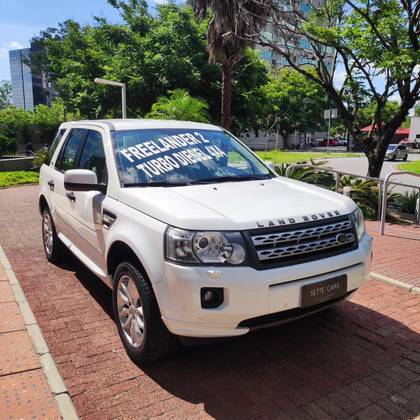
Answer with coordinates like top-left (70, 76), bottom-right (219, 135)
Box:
top-left (194, 0), bottom-right (271, 130)
top-left (146, 89), bottom-right (210, 123)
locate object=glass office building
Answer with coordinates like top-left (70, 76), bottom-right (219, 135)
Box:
top-left (9, 44), bottom-right (49, 111)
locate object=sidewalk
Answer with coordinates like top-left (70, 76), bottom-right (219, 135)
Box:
top-left (0, 251), bottom-right (77, 419)
top-left (367, 221), bottom-right (420, 290)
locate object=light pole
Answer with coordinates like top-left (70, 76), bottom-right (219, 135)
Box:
top-left (323, 108), bottom-right (337, 151)
top-left (94, 78), bottom-right (127, 119)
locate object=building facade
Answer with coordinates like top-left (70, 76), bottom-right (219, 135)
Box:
top-left (408, 116), bottom-right (420, 147)
top-left (9, 44), bottom-right (50, 111)
top-left (257, 0), bottom-right (332, 69)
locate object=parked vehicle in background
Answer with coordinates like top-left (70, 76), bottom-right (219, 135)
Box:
top-left (319, 138), bottom-right (340, 147)
top-left (385, 144), bottom-right (408, 161)
top-left (338, 138), bottom-right (348, 147)
top-left (38, 119), bottom-right (372, 363)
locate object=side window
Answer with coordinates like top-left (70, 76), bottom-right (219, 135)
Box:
top-left (55, 128), bottom-right (88, 172)
top-left (45, 128), bottom-right (66, 165)
top-left (78, 130), bottom-right (108, 184)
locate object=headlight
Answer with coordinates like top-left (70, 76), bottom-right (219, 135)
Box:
top-left (350, 208), bottom-right (365, 240)
top-left (165, 227), bottom-right (247, 265)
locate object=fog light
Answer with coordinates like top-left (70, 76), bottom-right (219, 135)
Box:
top-left (201, 287), bottom-right (224, 309)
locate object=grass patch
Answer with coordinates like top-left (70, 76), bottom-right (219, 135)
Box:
top-left (0, 171), bottom-right (39, 188)
top-left (399, 161), bottom-right (420, 174)
top-left (255, 150), bottom-right (361, 164)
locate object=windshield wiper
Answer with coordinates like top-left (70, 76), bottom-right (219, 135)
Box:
top-left (123, 181), bottom-right (190, 187)
top-left (190, 174), bottom-right (272, 185)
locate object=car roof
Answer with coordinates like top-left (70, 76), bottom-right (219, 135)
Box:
top-left (59, 119), bottom-right (223, 132)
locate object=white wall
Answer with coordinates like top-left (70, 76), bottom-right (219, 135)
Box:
top-left (409, 116), bottom-right (420, 143)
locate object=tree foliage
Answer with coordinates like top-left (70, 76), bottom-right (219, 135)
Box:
top-left (251, 0), bottom-right (419, 177)
top-left (193, 0), bottom-right (271, 129)
top-left (32, 2), bottom-right (268, 133)
top-left (146, 89), bottom-right (210, 122)
top-left (0, 102), bottom-right (68, 155)
top-left (262, 68), bottom-right (328, 148)
top-left (0, 80), bottom-right (12, 110)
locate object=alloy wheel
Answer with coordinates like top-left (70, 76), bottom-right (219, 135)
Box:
top-left (117, 274), bottom-right (145, 348)
top-left (42, 212), bottom-right (54, 256)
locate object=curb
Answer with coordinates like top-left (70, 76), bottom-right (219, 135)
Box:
top-left (0, 182), bottom-right (39, 190)
top-left (0, 245), bottom-right (80, 420)
top-left (369, 271), bottom-right (420, 294)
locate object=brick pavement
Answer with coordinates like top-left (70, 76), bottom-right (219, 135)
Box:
top-left (367, 222), bottom-right (420, 288)
top-left (0, 185), bottom-right (419, 420)
top-left (0, 263), bottom-right (61, 419)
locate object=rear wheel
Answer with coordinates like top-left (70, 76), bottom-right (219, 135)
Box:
top-left (391, 155), bottom-right (396, 161)
top-left (112, 262), bottom-right (178, 364)
top-left (41, 208), bottom-right (67, 263)
top-left (403, 154), bottom-right (408, 161)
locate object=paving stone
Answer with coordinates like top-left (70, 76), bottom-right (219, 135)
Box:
top-left (0, 330), bottom-right (40, 376)
top-left (0, 281), bottom-right (15, 302)
top-left (0, 369), bottom-right (61, 420)
top-left (0, 301), bottom-right (25, 333)
top-left (1, 185), bottom-right (420, 420)
top-left (0, 263), bottom-right (7, 281)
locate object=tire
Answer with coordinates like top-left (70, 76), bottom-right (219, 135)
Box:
top-left (403, 155), bottom-right (408, 161)
top-left (41, 208), bottom-right (67, 264)
top-left (112, 262), bottom-right (178, 364)
top-left (391, 155), bottom-right (396, 161)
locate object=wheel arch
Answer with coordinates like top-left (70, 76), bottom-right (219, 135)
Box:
top-left (39, 194), bottom-right (49, 215)
top-left (107, 241), bottom-right (149, 281)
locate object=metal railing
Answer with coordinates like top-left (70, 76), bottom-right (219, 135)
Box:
top-left (284, 164), bottom-right (420, 232)
top-left (380, 171), bottom-right (420, 235)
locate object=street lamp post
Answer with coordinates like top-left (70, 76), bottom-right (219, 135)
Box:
top-left (323, 108), bottom-right (338, 151)
top-left (94, 78), bottom-right (127, 119)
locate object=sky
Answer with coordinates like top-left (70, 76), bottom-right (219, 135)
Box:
top-left (0, 0), bottom-right (164, 81)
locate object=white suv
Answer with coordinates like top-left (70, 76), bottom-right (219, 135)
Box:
top-left (39, 119), bottom-right (372, 363)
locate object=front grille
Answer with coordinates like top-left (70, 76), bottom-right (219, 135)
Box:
top-left (246, 215), bottom-right (357, 269)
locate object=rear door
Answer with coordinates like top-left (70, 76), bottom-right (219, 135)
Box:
top-left (52, 128), bottom-right (88, 239)
top-left (40, 127), bottom-right (67, 217)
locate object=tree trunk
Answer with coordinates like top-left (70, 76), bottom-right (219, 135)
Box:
top-left (367, 152), bottom-right (382, 178)
top-left (221, 64), bottom-right (232, 130)
top-left (366, 130), bottom-right (396, 178)
top-left (281, 131), bottom-right (289, 150)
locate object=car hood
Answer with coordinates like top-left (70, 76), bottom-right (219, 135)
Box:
top-left (118, 177), bottom-right (357, 230)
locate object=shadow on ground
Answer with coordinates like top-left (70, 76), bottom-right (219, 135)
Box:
top-left (68, 254), bottom-right (420, 419)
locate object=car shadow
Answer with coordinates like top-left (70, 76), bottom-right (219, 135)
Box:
top-left (66, 255), bottom-right (419, 419)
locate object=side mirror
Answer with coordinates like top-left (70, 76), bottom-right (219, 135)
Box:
top-left (64, 169), bottom-right (106, 193)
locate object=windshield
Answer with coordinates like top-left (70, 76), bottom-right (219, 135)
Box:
top-left (387, 145), bottom-right (397, 151)
top-left (112, 128), bottom-right (272, 186)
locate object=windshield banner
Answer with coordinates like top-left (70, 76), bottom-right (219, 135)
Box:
top-left (119, 132), bottom-right (227, 178)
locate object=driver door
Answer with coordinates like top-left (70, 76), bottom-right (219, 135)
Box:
top-left (65, 129), bottom-right (108, 269)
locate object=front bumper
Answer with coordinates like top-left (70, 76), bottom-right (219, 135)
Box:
top-left (156, 234), bottom-right (372, 338)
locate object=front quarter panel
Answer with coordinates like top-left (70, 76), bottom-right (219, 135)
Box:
top-left (103, 197), bottom-right (168, 285)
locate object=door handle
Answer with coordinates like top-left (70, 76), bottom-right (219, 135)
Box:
top-left (66, 192), bottom-right (76, 202)
top-left (47, 180), bottom-right (54, 189)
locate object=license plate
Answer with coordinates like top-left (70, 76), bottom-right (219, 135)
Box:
top-left (301, 275), bottom-right (347, 308)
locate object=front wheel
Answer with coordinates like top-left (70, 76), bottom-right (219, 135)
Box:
top-left (41, 208), bottom-right (67, 263)
top-left (112, 262), bottom-right (178, 364)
